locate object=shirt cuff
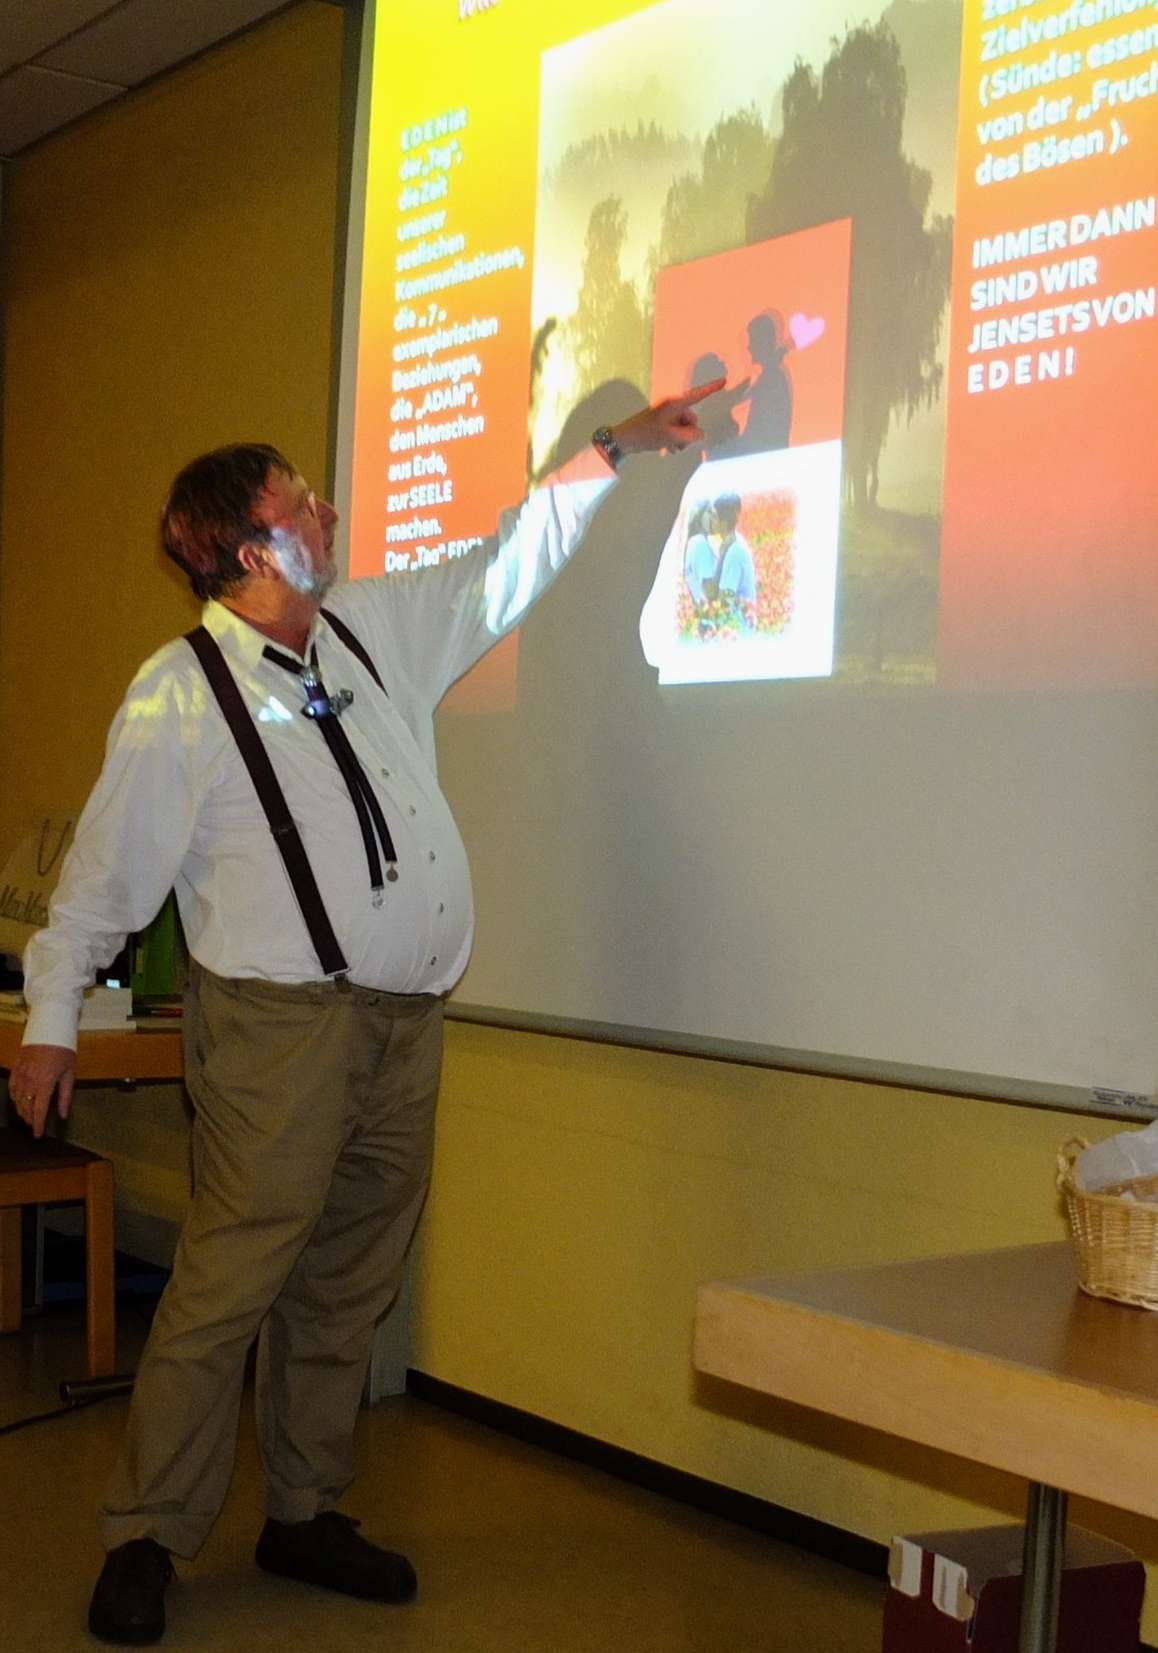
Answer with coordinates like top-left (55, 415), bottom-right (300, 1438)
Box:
top-left (23, 998), bottom-right (82, 1052)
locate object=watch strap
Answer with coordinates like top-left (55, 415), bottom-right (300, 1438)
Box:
top-left (591, 425), bottom-right (624, 473)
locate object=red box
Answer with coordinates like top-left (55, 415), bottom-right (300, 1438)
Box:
top-left (882, 1526), bottom-right (1144, 1652)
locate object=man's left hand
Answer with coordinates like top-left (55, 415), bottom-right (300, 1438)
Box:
top-left (612, 377), bottom-right (728, 457)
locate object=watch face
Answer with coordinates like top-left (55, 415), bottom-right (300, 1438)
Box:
top-left (592, 428), bottom-right (621, 470)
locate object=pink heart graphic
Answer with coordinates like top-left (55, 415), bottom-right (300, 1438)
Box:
top-left (789, 312), bottom-right (825, 350)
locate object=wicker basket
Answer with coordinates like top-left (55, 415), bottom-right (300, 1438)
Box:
top-left (1057, 1136), bottom-right (1158, 1310)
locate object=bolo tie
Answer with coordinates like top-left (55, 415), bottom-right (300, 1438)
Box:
top-left (263, 643), bottom-right (399, 905)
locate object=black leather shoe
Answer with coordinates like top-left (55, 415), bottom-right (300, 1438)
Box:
top-left (255, 1511), bottom-right (417, 1603)
top-left (88, 1538), bottom-right (175, 1646)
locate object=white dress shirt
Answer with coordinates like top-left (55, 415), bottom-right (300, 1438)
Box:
top-left (23, 477), bottom-right (614, 1049)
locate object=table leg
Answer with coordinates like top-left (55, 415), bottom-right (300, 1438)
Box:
top-left (1018, 1481), bottom-right (1068, 1653)
top-left (0, 1206), bottom-right (22, 1332)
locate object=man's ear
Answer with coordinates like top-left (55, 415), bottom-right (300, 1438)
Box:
top-left (237, 541), bottom-right (274, 580)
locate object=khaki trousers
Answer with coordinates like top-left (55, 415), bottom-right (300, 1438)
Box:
top-left (99, 964), bottom-right (444, 1558)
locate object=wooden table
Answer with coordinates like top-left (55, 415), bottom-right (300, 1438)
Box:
top-left (695, 1243), bottom-right (1158, 1653)
top-left (0, 1020), bottom-right (184, 1083)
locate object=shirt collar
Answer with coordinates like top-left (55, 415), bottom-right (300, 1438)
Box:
top-left (202, 600), bottom-right (325, 671)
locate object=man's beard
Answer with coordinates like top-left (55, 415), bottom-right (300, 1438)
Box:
top-left (270, 527), bottom-right (336, 602)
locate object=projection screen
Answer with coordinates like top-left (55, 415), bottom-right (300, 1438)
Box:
top-left (333, 0), bottom-right (1158, 1114)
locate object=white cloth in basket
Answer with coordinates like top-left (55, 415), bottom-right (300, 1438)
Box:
top-left (1076, 1119), bottom-right (1158, 1193)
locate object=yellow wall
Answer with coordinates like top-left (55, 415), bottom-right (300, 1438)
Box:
top-left (3, 4), bottom-right (1156, 1640)
top-left (0, 0), bottom-right (344, 854)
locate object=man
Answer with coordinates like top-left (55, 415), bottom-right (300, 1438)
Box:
top-left (737, 311), bottom-right (793, 453)
top-left (709, 493), bottom-right (758, 621)
top-left (9, 381), bottom-right (719, 1645)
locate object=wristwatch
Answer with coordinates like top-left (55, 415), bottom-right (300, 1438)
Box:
top-left (591, 425), bottom-right (624, 473)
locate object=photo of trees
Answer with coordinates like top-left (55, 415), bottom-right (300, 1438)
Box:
top-left (530, 0), bottom-right (962, 684)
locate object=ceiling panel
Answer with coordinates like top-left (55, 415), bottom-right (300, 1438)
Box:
top-left (38, 0), bottom-right (292, 85)
top-left (0, 63), bottom-right (122, 157)
top-left (0, 1), bottom-right (120, 77)
top-left (0, 0), bottom-right (344, 158)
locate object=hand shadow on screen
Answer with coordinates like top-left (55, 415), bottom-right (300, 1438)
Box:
top-left (684, 350), bottom-right (750, 461)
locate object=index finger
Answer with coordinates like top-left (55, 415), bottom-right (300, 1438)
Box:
top-left (679, 376), bottom-right (727, 406)
top-left (19, 1088), bottom-right (48, 1138)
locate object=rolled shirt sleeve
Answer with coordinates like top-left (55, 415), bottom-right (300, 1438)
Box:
top-left (337, 476), bottom-right (617, 710)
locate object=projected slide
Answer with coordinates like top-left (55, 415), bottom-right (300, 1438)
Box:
top-left (337, 0), bottom-right (1158, 1094)
top-left (347, 0), bottom-right (1158, 694)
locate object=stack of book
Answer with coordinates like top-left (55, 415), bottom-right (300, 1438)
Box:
top-left (0, 991), bottom-right (26, 1025)
top-left (79, 986), bottom-right (134, 1030)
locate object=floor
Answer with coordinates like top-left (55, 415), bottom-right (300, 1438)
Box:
top-left (0, 1304), bottom-right (885, 1652)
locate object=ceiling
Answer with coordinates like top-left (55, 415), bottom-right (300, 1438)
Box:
top-left (0, 0), bottom-right (346, 160)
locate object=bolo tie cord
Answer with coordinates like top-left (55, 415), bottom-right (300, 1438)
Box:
top-left (262, 643), bottom-right (398, 901)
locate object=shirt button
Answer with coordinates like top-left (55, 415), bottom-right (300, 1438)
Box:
top-left (438, 902), bottom-right (445, 914)
top-left (430, 956), bottom-right (437, 966)
top-left (380, 768), bottom-right (390, 779)
top-left (409, 805), bottom-right (417, 816)
top-left (428, 850), bottom-right (436, 862)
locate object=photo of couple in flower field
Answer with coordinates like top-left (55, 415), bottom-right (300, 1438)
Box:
top-left (640, 441), bottom-right (843, 685)
top-left (676, 488), bottom-right (796, 645)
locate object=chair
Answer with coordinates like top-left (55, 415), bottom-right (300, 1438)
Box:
top-left (0, 1129), bottom-right (116, 1377)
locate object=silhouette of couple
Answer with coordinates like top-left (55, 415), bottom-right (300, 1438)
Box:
top-left (689, 311), bottom-right (793, 460)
